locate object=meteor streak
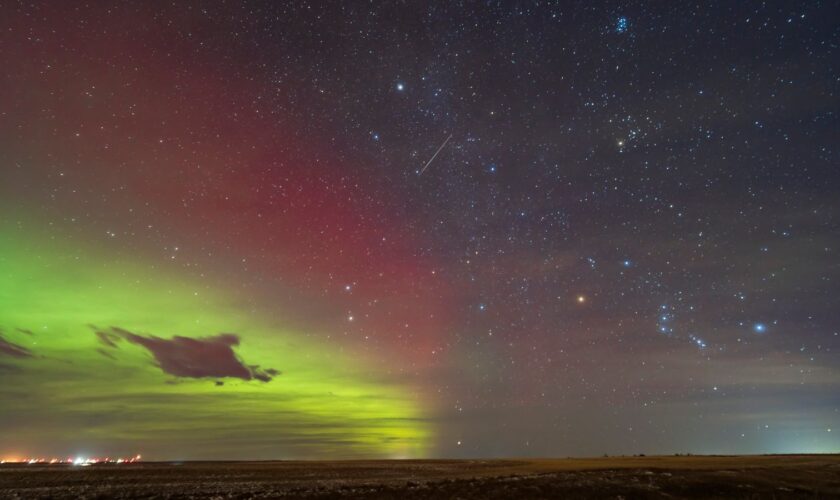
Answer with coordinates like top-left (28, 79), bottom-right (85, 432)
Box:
top-left (418, 133), bottom-right (453, 175)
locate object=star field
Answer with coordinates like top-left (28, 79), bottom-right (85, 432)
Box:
top-left (0, 1), bottom-right (838, 459)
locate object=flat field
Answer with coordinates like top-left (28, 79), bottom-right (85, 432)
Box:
top-left (1, 454), bottom-right (839, 498)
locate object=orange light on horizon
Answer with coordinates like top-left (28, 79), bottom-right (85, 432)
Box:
top-left (0, 454), bottom-right (142, 465)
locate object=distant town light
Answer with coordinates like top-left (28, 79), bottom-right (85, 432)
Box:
top-left (0, 454), bottom-right (143, 466)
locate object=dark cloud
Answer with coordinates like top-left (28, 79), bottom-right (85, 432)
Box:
top-left (96, 348), bottom-right (117, 360)
top-left (16, 328), bottom-right (35, 336)
top-left (250, 365), bottom-right (281, 382)
top-left (94, 327), bottom-right (279, 383)
top-left (93, 328), bottom-right (121, 348)
top-left (0, 335), bottom-right (33, 359)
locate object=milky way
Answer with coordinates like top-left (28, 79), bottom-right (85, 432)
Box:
top-left (0, 1), bottom-right (838, 459)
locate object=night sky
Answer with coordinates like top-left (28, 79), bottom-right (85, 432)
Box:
top-left (1, 1), bottom-right (838, 460)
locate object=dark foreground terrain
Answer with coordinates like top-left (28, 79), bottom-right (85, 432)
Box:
top-left (1, 455), bottom-right (839, 499)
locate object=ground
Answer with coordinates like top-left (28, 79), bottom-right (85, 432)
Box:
top-left (1, 455), bottom-right (839, 499)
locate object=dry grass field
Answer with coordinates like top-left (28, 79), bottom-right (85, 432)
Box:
top-left (1, 454), bottom-right (839, 498)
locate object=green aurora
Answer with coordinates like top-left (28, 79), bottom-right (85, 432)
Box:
top-left (0, 221), bottom-right (430, 460)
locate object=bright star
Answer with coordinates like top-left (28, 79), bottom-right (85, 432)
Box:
top-left (753, 323), bottom-right (766, 333)
top-left (396, 82), bottom-right (405, 91)
top-left (689, 334), bottom-right (707, 348)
